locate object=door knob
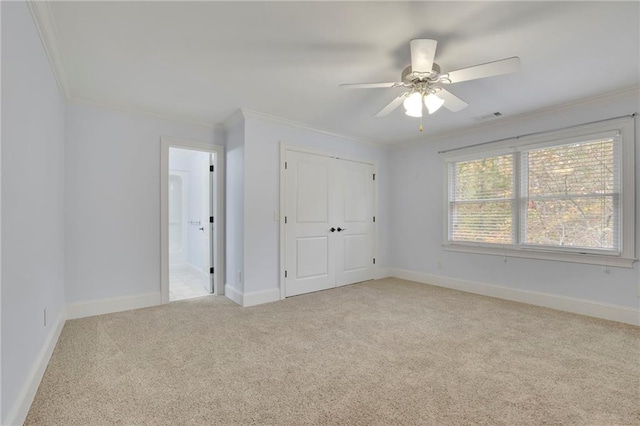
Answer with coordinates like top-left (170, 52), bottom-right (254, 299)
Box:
top-left (330, 227), bottom-right (336, 232)
top-left (337, 227), bottom-right (346, 232)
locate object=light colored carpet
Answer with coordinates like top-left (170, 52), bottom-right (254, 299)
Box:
top-left (26, 278), bottom-right (640, 425)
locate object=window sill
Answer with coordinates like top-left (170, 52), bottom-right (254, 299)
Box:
top-left (442, 243), bottom-right (636, 268)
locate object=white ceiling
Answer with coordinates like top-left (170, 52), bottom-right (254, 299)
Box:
top-left (45, 1), bottom-right (639, 144)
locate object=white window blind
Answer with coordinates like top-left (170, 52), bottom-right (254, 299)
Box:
top-left (521, 135), bottom-right (620, 252)
top-left (449, 155), bottom-right (514, 244)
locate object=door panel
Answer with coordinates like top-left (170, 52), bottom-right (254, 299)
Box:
top-left (342, 167), bottom-right (370, 222)
top-left (297, 161), bottom-right (329, 223)
top-left (343, 234), bottom-right (371, 272)
top-left (296, 237), bottom-right (329, 278)
top-left (335, 160), bottom-right (375, 287)
top-left (285, 151), bottom-right (336, 297)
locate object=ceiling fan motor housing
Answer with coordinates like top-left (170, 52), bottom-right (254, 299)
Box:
top-left (402, 63), bottom-right (441, 84)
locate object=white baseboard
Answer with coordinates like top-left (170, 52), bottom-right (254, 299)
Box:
top-left (374, 268), bottom-right (391, 280)
top-left (66, 292), bottom-right (162, 320)
top-left (223, 285), bottom-right (281, 308)
top-left (224, 284), bottom-right (243, 306)
top-left (243, 288), bottom-right (281, 307)
top-left (4, 312), bottom-right (66, 426)
top-left (389, 269), bottom-right (640, 326)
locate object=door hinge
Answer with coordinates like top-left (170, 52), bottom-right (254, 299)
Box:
top-left (210, 165), bottom-right (214, 172)
top-left (285, 162), bottom-right (288, 170)
top-left (373, 216), bottom-right (376, 223)
top-left (210, 216), bottom-right (214, 223)
top-left (210, 267), bottom-right (214, 274)
top-left (284, 216), bottom-right (287, 224)
top-left (373, 258), bottom-right (376, 265)
top-left (373, 173), bottom-right (376, 181)
top-left (285, 270), bottom-right (288, 278)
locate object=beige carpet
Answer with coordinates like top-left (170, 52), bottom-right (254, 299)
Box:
top-left (26, 278), bottom-right (640, 425)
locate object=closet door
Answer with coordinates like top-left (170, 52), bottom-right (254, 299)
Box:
top-left (284, 151), bottom-right (337, 297)
top-left (335, 160), bottom-right (375, 286)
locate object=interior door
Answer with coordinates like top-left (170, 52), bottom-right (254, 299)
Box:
top-left (335, 160), bottom-right (375, 286)
top-left (284, 151), bottom-right (337, 297)
top-left (208, 153), bottom-right (215, 294)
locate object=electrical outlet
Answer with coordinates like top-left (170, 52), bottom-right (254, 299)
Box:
top-left (238, 271), bottom-right (242, 283)
top-left (602, 265), bottom-right (610, 274)
top-left (273, 211), bottom-right (279, 222)
top-left (437, 261), bottom-right (443, 270)
top-left (44, 308), bottom-right (47, 327)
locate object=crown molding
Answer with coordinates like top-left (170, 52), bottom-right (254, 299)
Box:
top-left (67, 98), bottom-right (216, 129)
top-left (388, 85), bottom-right (640, 148)
top-left (220, 109), bottom-right (245, 130)
top-left (238, 108), bottom-right (383, 148)
top-left (27, 0), bottom-right (216, 130)
top-left (27, 0), bottom-right (71, 100)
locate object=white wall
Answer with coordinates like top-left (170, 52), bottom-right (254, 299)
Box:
top-left (225, 117), bottom-right (245, 293)
top-left (1, 1), bottom-right (66, 422)
top-left (242, 114), bottom-right (390, 296)
top-left (64, 103), bottom-right (216, 304)
top-left (0, 0), bottom-right (3, 417)
top-left (389, 93), bottom-right (640, 310)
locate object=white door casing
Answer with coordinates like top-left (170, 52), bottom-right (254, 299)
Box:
top-left (283, 148), bottom-right (376, 298)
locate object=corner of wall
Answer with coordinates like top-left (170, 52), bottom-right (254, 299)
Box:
top-left (3, 311), bottom-right (66, 426)
top-left (66, 293), bottom-right (162, 320)
top-left (224, 284), bottom-right (243, 306)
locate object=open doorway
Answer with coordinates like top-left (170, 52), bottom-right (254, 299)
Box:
top-left (161, 138), bottom-right (224, 303)
top-left (168, 148), bottom-right (212, 300)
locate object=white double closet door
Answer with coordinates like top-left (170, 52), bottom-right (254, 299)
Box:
top-left (284, 150), bottom-right (375, 297)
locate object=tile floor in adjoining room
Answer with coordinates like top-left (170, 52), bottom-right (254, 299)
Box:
top-left (170, 266), bottom-right (211, 301)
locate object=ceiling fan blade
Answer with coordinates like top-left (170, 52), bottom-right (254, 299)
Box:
top-left (410, 39), bottom-right (438, 73)
top-left (445, 56), bottom-right (520, 84)
top-left (339, 82), bottom-right (400, 89)
top-left (437, 89), bottom-right (468, 112)
top-left (375, 93), bottom-right (406, 117)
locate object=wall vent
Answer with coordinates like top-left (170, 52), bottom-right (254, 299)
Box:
top-left (472, 112), bottom-right (503, 122)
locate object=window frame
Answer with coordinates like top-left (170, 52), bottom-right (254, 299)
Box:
top-left (442, 117), bottom-right (635, 268)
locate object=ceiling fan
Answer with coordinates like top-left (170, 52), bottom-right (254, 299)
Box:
top-left (340, 39), bottom-right (520, 131)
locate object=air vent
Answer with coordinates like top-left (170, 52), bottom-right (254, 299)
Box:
top-left (472, 112), bottom-right (503, 122)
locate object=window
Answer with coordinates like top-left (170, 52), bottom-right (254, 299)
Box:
top-left (449, 154), bottom-right (514, 244)
top-left (444, 117), bottom-right (635, 267)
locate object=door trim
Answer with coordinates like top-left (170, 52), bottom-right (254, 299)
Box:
top-left (160, 137), bottom-right (225, 304)
top-left (279, 142), bottom-right (378, 301)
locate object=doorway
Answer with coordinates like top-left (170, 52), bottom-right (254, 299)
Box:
top-left (161, 138), bottom-right (225, 303)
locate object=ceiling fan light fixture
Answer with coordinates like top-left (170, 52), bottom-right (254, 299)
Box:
top-left (403, 92), bottom-right (423, 117)
top-left (424, 93), bottom-right (445, 114)
top-left (405, 107), bottom-right (423, 118)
